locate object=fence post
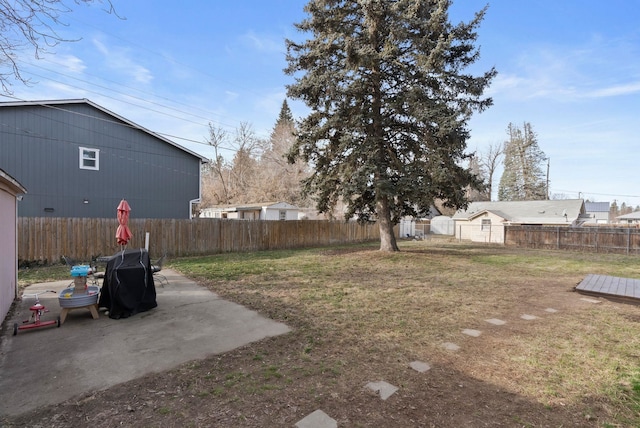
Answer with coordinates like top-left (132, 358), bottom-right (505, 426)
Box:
top-left (628, 228), bottom-right (631, 255)
top-left (556, 227), bottom-right (560, 249)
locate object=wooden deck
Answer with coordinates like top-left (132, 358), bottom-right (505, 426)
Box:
top-left (576, 274), bottom-right (640, 303)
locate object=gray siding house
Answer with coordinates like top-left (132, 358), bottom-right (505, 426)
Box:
top-left (0, 99), bottom-right (205, 219)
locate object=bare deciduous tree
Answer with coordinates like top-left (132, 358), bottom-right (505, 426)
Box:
top-left (480, 142), bottom-right (503, 201)
top-left (200, 102), bottom-right (311, 213)
top-left (466, 152), bottom-right (488, 202)
top-left (201, 124), bottom-right (232, 206)
top-left (0, 0), bottom-right (118, 92)
top-left (257, 100), bottom-right (309, 206)
top-left (229, 122), bottom-right (262, 202)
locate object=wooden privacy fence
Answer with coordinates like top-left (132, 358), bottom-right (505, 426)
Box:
top-left (505, 226), bottom-right (640, 254)
top-left (18, 217), bottom-right (381, 264)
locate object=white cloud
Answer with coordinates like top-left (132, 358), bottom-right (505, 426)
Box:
top-left (92, 38), bottom-right (153, 84)
top-left (225, 91), bottom-right (239, 102)
top-left (584, 81), bottom-right (640, 98)
top-left (256, 89), bottom-right (285, 111)
top-left (490, 34), bottom-right (640, 103)
top-left (45, 54), bottom-right (87, 74)
top-left (241, 31), bottom-right (285, 54)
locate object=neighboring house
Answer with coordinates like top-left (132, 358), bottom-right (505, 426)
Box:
top-left (584, 201), bottom-right (610, 224)
top-left (452, 199), bottom-right (588, 243)
top-left (0, 169), bottom-right (26, 323)
top-left (0, 99), bottom-right (206, 219)
top-left (616, 212), bottom-right (640, 224)
top-left (200, 202), bottom-right (299, 220)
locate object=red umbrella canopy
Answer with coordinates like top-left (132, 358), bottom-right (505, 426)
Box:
top-left (116, 199), bottom-right (132, 246)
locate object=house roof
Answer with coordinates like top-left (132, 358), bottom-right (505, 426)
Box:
top-left (452, 199), bottom-right (586, 224)
top-left (0, 98), bottom-right (208, 162)
top-left (0, 168), bottom-right (27, 194)
top-left (206, 202), bottom-right (299, 212)
top-left (617, 211), bottom-right (640, 220)
top-left (585, 202), bottom-right (610, 212)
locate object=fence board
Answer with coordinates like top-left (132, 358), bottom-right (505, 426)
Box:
top-left (18, 218), bottom-right (381, 264)
top-left (505, 226), bottom-right (640, 255)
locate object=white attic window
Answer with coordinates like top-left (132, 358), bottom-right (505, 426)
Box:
top-left (79, 147), bottom-right (100, 170)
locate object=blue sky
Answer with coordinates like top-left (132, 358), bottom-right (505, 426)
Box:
top-left (5, 1), bottom-right (640, 207)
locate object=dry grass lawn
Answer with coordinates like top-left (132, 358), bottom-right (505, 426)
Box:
top-left (5, 237), bottom-right (640, 427)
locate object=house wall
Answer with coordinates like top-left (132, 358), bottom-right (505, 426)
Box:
top-left (0, 103), bottom-right (201, 219)
top-left (619, 218), bottom-right (640, 224)
top-left (262, 208), bottom-right (298, 220)
top-left (585, 211), bottom-right (609, 224)
top-left (242, 210), bottom-right (260, 220)
top-left (0, 182), bottom-right (19, 322)
top-left (593, 212), bottom-right (609, 223)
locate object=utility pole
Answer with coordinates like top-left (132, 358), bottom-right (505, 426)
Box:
top-left (546, 157), bottom-right (550, 200)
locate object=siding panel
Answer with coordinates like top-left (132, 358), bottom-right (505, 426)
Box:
top-left (0, 101), bottom-right (202, 219)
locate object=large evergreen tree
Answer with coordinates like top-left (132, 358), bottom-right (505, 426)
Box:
top-left (285, 0), bottom-right (496, 251)
top-left (498, 122), bottom-right (547, 201)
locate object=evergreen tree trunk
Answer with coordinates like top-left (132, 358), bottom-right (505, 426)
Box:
top-left (377, 195), bottom-right (399, 252)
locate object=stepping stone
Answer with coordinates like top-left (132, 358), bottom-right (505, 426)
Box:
top-left (545, 308), bottom-right (558, 313)
top-left (442, 342), bottom-right (460, 351)
top-left (295, 410), bottom-right (337, 428)
top-left (520, 314), bottom-right (539, 320)
top-left (365, 381), bottom-right (398, 400)
top-left (410, 361), bottom-right (431, 373)
top-left (580, 297), bottom-right (601, 304)
top-left (462, 329), bottom-right (482, 337)
top-left (485, 318), bottom-right (506, 326)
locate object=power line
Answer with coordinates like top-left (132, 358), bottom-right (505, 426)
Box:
top-left (18, 58), bottom-right (249, 133)
top-left (0, 94), bottom-right (252, 156)
top-left (551, 188), bottom-right (640, 201)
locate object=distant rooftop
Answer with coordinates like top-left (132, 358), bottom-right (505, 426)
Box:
top-left (452, 199), bottom-right (585, 224)
top-left (585, 202), bottom-right (610, 212)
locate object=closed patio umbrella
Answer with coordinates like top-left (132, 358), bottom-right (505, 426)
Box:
top-left (116, 199), bottom-right (132, 247)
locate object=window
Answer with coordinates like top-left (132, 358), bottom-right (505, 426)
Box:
top-left (79, 147), bottom-right (100, 170)
top-left (279, 210), bottom-right (286, 221)
top-left (481, 219), bottom-right (491, 231)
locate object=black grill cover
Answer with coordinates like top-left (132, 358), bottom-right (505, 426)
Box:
top-left (99, 249), bottom-right (157, 319)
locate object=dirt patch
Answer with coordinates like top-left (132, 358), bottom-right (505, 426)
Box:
top-left (3, 241), bottom-right (639, 427)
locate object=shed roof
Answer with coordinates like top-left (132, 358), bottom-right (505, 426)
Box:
top-left (452, 199), bottom-right (585, 224)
